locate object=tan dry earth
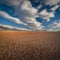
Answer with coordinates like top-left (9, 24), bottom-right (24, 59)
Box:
top-left (0, 31), bottom-right (60, 60)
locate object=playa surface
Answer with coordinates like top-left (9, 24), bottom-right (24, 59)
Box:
top-left (0, 31), bottom-right (60, 60)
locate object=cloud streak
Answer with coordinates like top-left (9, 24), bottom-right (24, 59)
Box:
top-left (0, 0), bottom-right (44, 31)
top-left (0, 0), bottom-right (60, 31)
top-left (47, 21), bottom-right (60, 31)
top-left (39, 9), bottom-right (55, 21)
top-left (0, 11), bottom-right (27, 25)
top-left (38, 4), bottom-right (59, 22)
top-left (14, 0), bottom-right (44, 30)
top-left (44, 0), bottom-right (60, 5)
top-left (0, 24), bottom-right (29, 31)
top-left (30, 0), bottom-right (60, 5)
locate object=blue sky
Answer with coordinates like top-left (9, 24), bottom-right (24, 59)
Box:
top-left (0, 0), bottom-right (60, 31)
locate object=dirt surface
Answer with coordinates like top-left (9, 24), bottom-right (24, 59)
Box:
top-left (0, 31), bottom-right (60, 60)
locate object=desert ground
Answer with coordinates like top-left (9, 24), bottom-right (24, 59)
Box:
top-left (0, 31), bottom-right (60, 60)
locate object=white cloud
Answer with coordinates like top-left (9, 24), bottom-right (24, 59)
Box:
top-left (0, 0), bottom-right (25, 6)
top-left (0, 11), bottom-right (27, 25)
top-left (47, 21), bottom-right (60, 31)
top-left (45, 0), bottom-right (60, 5)
top-left (14, 0), bottom-right (44, 30)
top-left (0, 24), bottom-right (29, 31)
top-left (8, 0), bottom-right (60, 5)
top-left (39, 9), bottom-right (54, 21)
top-left (20, 1), bottom-right (38, 17)
top-left (38, 4), bottom-right (60, 22)
top-left (0, 0), bottom-right (46, 31)
top-left (50, 5), bottom-right (59, 11)
top-left (25, 17), bottom-right (44, 30)
top-left (29, 0), bottom-right (60, 5)
top-left (33, 0), bottom-right (60, 5)
top-left (0, 0), bottom-right (60, 31)
top-left (36, 5), bottom-right (43, 9)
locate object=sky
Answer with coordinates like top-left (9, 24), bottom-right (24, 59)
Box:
top-left (0, 0), bottom-right (60, 31)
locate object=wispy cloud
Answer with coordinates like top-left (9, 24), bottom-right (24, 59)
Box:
top-left (0, 0), bottom-right (60, 31)
top-left (32, 0), bottom-right (60, 5)
top-left (0, 24), bottom-right (29, 31)
top-left (39, 9), bottom-right (54, 22)
top-left (0, 0), bottom-right (44, 31)
top-left (44, 0), bottom-right (60, 5)
top-left (38, 4), bottom-right (59, 22)
top-left (47, 21), bottom-right (60, 31)
top-left (50, 5), bottom-right (59, 11)
top-left (0, 11), bottom-right (27, 25)
top-left (14, 1), bottom-right (44, 30)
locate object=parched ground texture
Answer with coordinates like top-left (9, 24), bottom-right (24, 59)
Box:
top-left (0, 31), bottom-right (60, 60)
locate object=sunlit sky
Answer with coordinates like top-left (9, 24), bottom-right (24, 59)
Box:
top-left (0, 0), bottom-right (60, 31)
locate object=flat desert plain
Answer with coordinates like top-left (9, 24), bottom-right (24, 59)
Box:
top-left (0, 31), bottom-right (60, 60)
